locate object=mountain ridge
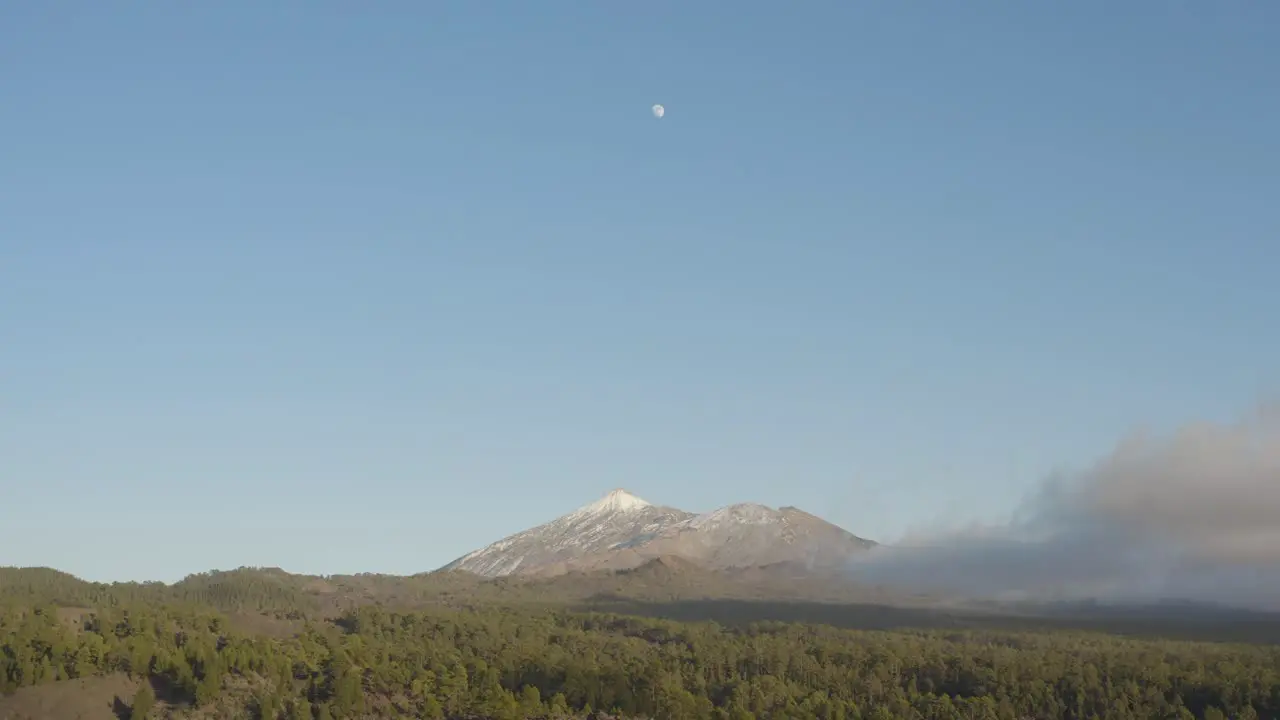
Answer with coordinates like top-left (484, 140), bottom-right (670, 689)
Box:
top-left (440, 489), bottom-right (877, 578)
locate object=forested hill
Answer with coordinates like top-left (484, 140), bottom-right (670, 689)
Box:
top-left (0, 567), bottom-right (315, 614)
top-left (4, 564), bottom-right (1280, 643)
top-left (4, 593), bottom-right (1280, 719)
top-left (0, 566), bottom-right (567, 617)
top-left (0, 561), bottom-right (913, 618)
top-left (5, 564), bottom-right (1280, 719)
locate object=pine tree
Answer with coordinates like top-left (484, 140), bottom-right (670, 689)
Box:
top-left (420, 695), bottom-right (445, 719)
top-left (255, 690), bottom-right (281, 720)
top-left (194, 669), bottom-right (221, 707)
top-left (131, 682), bottom-right (156, 719)
top-left (519, 684), bottom-right (542, 716)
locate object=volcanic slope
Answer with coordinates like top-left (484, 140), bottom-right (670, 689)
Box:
top-left (440, 489), bottom-right (695, 577)
top-left (441, 489), bottom-right (877, 578)
top-left (636, 503), bottom-right (877, 570)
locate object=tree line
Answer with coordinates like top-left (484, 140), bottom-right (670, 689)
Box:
top-left (4, 596), bottom-right (1280, 719)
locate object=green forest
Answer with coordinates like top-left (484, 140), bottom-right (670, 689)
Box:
top-left (2, 567), bottom-right (1280, 719)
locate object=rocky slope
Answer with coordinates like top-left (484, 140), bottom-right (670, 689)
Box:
top-left (441, 489), bottom-right (877, 578)
top-left (439, 489), bottom-right (694, 577)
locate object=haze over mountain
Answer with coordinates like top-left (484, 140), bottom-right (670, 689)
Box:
top-left (442, 489), bottom-right (876, 577)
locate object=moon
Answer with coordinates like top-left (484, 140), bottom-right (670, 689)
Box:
top-left (652, 104), bottom-right (665, 119)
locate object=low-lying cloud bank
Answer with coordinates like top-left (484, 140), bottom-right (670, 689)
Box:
top-left (848, 408), bottom-right (1280, 609)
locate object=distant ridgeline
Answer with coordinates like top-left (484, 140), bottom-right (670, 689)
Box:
top-left (0, 566), bottom-right (323, 614)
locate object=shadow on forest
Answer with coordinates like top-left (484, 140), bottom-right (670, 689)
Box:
top-left (110, 694), bottom-right (130, 720)
top-left (111, 676), bottom-right (180, 720)
top-left (149, 674), bottom-right (189, 706)
top-left (575, 596), bottom-right (1280, 645)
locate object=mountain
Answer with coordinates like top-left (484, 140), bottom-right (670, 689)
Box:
top-left (440, 489), bottom-right (695, 577)
top-left (441, 489), bottom-right (877, 578)
top-left (627, 503), bottom-right (878, 569)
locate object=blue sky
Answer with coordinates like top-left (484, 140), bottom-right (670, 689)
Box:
top-left (2, 2), bottom-right (1277, 583)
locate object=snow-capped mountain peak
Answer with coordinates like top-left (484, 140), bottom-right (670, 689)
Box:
top-left (440, 489), bottom-right (692, 577)
top-left (439, 489), bottom-right (875, 578)
top-left (572, 488), bottom-right (652, 517)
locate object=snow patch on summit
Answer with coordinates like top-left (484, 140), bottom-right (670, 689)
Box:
top-left (571, 488), bottom-right (652, 517)
top-left (440, 489), bottom-right (692, 577)
top-left (686, 503), bottom-right (780, 530)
